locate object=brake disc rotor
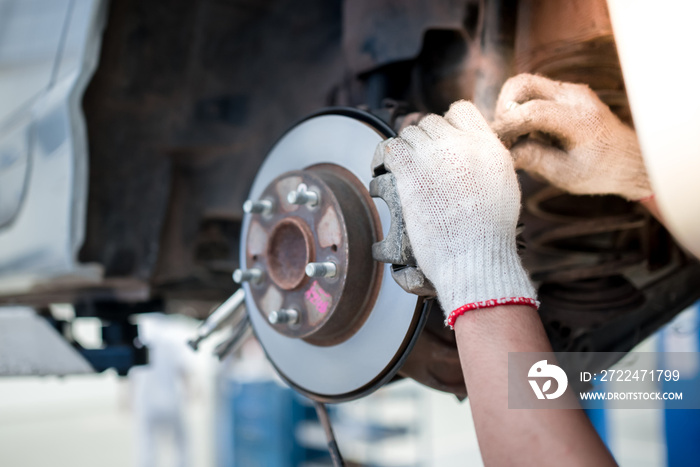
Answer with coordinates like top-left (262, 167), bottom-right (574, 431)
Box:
top-left (239, 108), bottom-right (427, 402)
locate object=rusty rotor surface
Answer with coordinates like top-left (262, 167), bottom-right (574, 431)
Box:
top-left (240, 110), bottom-right (425, 400)
top-left (245, 166), bottom-right (382, 346)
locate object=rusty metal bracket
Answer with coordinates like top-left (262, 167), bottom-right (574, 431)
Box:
top-left (369, 172), bottom-right (436, 297)
top-left (369, 174), bottom-right (413, 265)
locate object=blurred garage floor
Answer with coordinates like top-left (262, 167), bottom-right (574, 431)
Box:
top-left (1, 306), bottom-right (696, 467)
top-left (0, 315), bottom-right (216, 467)
top-left (0, 373), bottom-right (136, 467)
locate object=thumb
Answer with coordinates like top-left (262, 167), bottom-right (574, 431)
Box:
top-left (511, 140), bottom-right (573, 186)
top-left (493, 100), bottom-right (574, 150)
top-left (377, 137), bottom-right (416, 177)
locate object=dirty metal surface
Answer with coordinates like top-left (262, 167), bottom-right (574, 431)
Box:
top-left (515, 0), bottom-right (632, 123)
top-left (398, 300), bottom-right (467, 398)
top-left (80, 0), bottom-right (345, 308)
top-left (369, 156), bottom-right (436, 297)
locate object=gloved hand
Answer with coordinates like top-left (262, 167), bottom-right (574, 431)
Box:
top-left (377, 101), bottom-right (537, 328)
top-left (492, 73), bottom-right (652, 201)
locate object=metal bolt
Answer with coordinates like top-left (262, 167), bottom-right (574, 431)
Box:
top-left (233, 268), bottom-right (263, 284)
top-left (305, 262), bottom-right (337, 278)
top-left (188, 289), bottom-right (245, 351)
top-left (287, 184), bottom-right (319, 207)
top-left (243, 199), bottom-right (273, 215)
top-left (268, 309), bottom-right (299, 325)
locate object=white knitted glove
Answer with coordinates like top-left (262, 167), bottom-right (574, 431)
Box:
top-left (379, 101), bottom-right (538, 328)
top-left (492, 74), bottom-right (653, 201)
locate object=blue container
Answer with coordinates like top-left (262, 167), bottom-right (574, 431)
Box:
top-left (219, 380), bottom-right (328, 467)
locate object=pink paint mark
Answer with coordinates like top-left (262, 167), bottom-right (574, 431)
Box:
top-left (305, 281), bottom-right (332, 314)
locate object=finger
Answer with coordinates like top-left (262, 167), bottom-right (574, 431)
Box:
top-left (371, 139), bottom-right (390, 173)
top-left (380, 137), bottom-right (417, 176)
top-left (397, 124), bottom-right (436, 168)
top-left (510, 140), bottom-right (572, 186)
top-left (399, 123), bottom-right (431, 147)
top-left (417, 114), bottom-right (459, 141)
top-left (491, 99), bottom-right (574, 149)
top-left (444, 100), bottom-right (492, 133)
top-left (496, 74), bottom-right (563, 116)
top-left (397, 112), bottom-right (426, 132)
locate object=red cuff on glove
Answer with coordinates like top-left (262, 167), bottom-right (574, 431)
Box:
top-left (446, 297), bottom-right (539, 329)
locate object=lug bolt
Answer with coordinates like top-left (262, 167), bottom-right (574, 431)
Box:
top-left (268, 309), bottom-right (299, 325)
top-left (233, 268), bottom-right (263, 284)
top-left (305, 262), bottom-right (337, 278)
top-left (243, 199), bottom-right (273, 215)
top-left (287, 184), bottom-right (319, 207)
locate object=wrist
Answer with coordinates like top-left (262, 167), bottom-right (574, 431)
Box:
top-left (446, 297), bottom-right (539, 328)
top-left (433, 237), bottom-right (538, 327)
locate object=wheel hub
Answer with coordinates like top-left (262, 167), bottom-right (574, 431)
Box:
top-left (244, 165), bottom-right (383, 346)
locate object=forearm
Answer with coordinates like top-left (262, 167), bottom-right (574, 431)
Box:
top-left (454, 305), bottom-right (616, 467)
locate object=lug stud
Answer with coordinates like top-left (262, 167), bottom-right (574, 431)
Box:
top-left (268, 309), bottom-right (299, 325)
top-left (287, 184), bottom-right (319, 207)
top-left (243, 199), bottom-right (273, 215)
top-left (233, 268), bottom-right (263, 284)
top-left (305, 262), bottom-right (337, 278)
